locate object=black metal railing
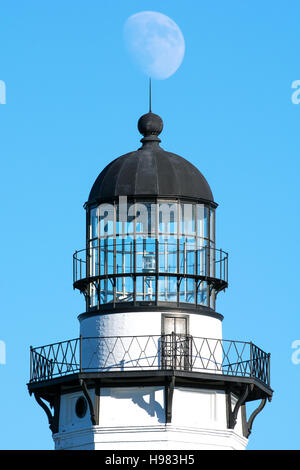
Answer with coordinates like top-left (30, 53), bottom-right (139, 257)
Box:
top-left (30, 335), bottom-right (270, 387)
top-left (73, 244), bottom-right (228, 286)
top-left (72, 243), bottom-right (228, 311)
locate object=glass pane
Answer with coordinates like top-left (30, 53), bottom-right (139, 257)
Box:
top-left (197, 204), bottom-right (208, 242)
top-left (136, 237), bottom-right (156, 273)
top-left (158, 237), bottom-right (177, 273)
top-left (210, 245), bottom-right (216, 278)
top-left (185, 238), bottom-right (195, 275)
top-left (175, 318), bottom-right (187, 335)
top-left (197, 281), bottom-right (208, 306)
top-left (186, 278), bottom-right (195, 303)
top-left (99, 203), bottom-right (114, 237)
top-left (179, 237), bottom-right (196, 274)
top-left (115, 276), bottom-right (133, 302)
top-left (99, 239), bottom-right (106, 275)
top-left (166, 276), bottom-right (177, 302)
top-left (135, 202), bottom-right (152, 235)
top-left (158, 276), bottom-right (177, 302)
top-left (163, 316), bottom-right (175, 334)
top-left (136, 276), bottom-right (155, 301)
top-left (181, 203), bottom-right (195, 236)
top-left (106, 238), bottom-right (114, 274)
top-left (197, 245), bottom-right (207, 276)
top-left (116, 239), bottom-right (133, 274)
top-left (90, 207), bottom-right (98, 240)
top-left (159, 202), bottom-right (178, 234)
top-left (89, 283), bottom-right (98, 308)
top-left (100, 278), bottom-right (114, 304)
top-left (89, 243), bottom-right (98, 277)
top-left (167, 238), bottom-right (177, 273)
top-left (179, 278), bottom-right (195, 304)
top-left (116, 198), bottom-right (127, 237)
top-left (210, 208), bottom-right (215, 245)
top-left (126, 203), bottom-right (136, 236)
top-left (158, 276), bottom-right (167, 301)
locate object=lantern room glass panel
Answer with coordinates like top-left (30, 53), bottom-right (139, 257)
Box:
top-left (159, 202), bottom-right (177, 235)
top-left (90, 207), bottom-right (98, 239)
top-left (136, 237), bottom-right (156, 274)
top-left (180, 203), bottom-right (196, 236)
top-left (99, 203), bottom-right (114, 237)
top-left (116, 240), bottom-right (133, 275)
top-left (158, 237), bottom-right (177, 273)
top-left (115, 276), bottom-right (133, 303)
top-left (136, 276), bottom-right (156, 302)
top-left (158, 276), bottom-right (177, 302)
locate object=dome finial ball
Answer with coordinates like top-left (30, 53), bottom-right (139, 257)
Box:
top-left (138, 112), bottom-right (163, 137)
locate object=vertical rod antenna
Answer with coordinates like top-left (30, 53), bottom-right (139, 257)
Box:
top-left (149, 77), bottom-right (152, 113)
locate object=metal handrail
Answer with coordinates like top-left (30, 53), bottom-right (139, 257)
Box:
top-left (73, 244), bottom-right (228, 284)
top-left (30, 334), bottom-right (270, 387)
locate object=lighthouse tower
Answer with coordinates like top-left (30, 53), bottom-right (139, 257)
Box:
top-left (28, 110), bottom-right (273, 450)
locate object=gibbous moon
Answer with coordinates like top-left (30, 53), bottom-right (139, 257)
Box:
top-left (123, 11), bottom-right (185, 80)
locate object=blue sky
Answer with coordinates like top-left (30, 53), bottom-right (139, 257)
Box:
top-left (0, 1), bottom-right (300, 450)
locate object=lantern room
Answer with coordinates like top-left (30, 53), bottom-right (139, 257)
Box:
top-left (73, 112), bottom-right (228, 314)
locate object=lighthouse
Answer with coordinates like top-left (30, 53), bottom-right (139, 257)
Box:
top-left (28, 110), bottom-right (273, 450)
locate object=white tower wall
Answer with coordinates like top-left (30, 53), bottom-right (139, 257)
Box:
top-left (52, 310), bottom-right (249, 451)
top-left (54, 386), bottom-right (247, 450)
top-left (79, 311), bottom-right (223, 372)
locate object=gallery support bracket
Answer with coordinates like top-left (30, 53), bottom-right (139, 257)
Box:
top-left (227, 385), bottom-right (271, 437)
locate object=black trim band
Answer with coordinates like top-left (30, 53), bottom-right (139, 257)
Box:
top-left (78, 305), bottom-right (224, 322)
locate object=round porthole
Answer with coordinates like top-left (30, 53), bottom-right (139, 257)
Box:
top-left (75, 396), bottom-right (87, 418)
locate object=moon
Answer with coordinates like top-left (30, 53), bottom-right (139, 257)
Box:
top-left (123, 11), bottom-right (185, 80)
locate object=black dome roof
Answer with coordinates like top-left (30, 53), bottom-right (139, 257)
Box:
top-left (87, 112), bottom-right (214, 205)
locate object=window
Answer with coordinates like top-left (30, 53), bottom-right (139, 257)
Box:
top-left (75, 396), bottom-right (87, 419)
